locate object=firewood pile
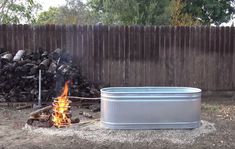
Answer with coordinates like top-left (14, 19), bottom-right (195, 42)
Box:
top-left (0, 48), bottom-right (100, 102)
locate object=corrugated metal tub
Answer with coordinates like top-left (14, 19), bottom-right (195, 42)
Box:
top-left (101, 87), bottom-right (201, 129)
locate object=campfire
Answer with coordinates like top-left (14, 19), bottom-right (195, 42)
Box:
top-left (26, 81), bottom-right (81, 128)
top-left (52, 81), bottom-right (71, 128)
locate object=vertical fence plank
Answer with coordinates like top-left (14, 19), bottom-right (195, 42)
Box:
top-left (61, 25), bottom-right (66, 50)
top-left (113, 26), bottom-right (121, 86)
top-left (86, 25), bottom-right (94, 81)
top-left (205, 26), bottom-right (210, 90)
top-left (119, 26), bottom-right (125, 86)
top-left (214, 27), bottom-right (220, 90)
top-left (68, 25), bottom-right (74, 64)
top-left (228, 27), bottom-right (233, 90)
top-left (180, 26), bottom-right (186, 86)
top-left (19, 24), bottom-right (24, 50)
top-left (76, 25), bottom-right (82, 70)
top-left (2, 25), bottom-right (7, 51)
top-left (218, 27), bottom-right (224, 90)
top-left (0, 25), bottom-right (3, 49)
top-left (169, 26), bottom-right (175, 86)
top-left (138, 26), bottom-right (145, 86)
top-left (6, 25), bottom-right (12, 52)
top-left (223, 27), bottom-right (232, 90)
top-left (40, 25), bottom-right (45, 50)
top-left (55, 25), bottom-right (61, 49)
top-left (51, 24), bottom-right (56, 51)
top-left (79, 25), bottom-right (86, 81)
top-left (11, 24), bottom-right (16, 52)
top-left (23, 25), bottom-right (28, 50)
top-left (91, 26), bottom-right (95, 82)
top-left (93, 25), bottom-right (100, 83)
top-left (98, 25), bottom-right (103, 84)
top-left (210, 27), bottom-right (216, 90)
top-left (124, 26), bottom-right (130, 86)
top-left (100, 25), bottom-right (105, 85)
top-left (232, 27), bottom-right (235, 89)
top-left (194, 26), bottom-right (201, 88)
top-left (136, 26), bottom-right (142, 86)
top-left (154, 27), bottom-right (160, 85)
top-left (83, 25), bottom-right (89, 77)
top-left (144, 26), bottom-right (151, 85)
top-left (72, 25), bottom-right (77, 64)
top-left (65, 25), bottom-right (70, 52)
top-left (171, 27), bottom-right (177, 86)
top-left (184, 26), bottom-right (190, 87)
top-left (127, 26), bottom-right (134, 85)
top-left (108, 26), bottom-right (113, 85)
top-left (102, 25), bottom-right (109, 86)
top-left (174, 26), bottom-right (180, 86)
top-left (34, 25), bottom-right (40, 51)
top-left (164, 26), bottom-right (172, 86)
top-left (148, 26), bottom-right (156, 86)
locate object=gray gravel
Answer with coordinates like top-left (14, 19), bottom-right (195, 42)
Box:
top-left (24, 120), bottom-right (216, 144)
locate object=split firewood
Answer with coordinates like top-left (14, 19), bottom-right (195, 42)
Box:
top-left (26, 119), bottom-right (34, 125)
top-left (82, 112), bottom-right (93, 118)
top-left (13, 50), bottom-right (25, 61)
top-left (30, 113), bottom-right (51, 121)
top-left (89, 104), bottom-right (100, 112)
top-left (71, 117), bottom-right (80, 124)
top-left (39, 59), bottom-right (50, 70)
top-left (30, 105), bottom-right (52, 117)
top-left (1, 53), bottom-right (13, 62)
top-left (16, 105), bottom-right (32, 110)
top-left (51, 48), bottom-right (62, 60)
top-left (79, 111), bottom-right (83, 115)
top-left (27, 113), bottom-right (51, 126)
top-left (28, 119), bottom-right (53, 128)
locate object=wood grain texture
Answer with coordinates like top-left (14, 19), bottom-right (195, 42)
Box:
top-left (0, 25), bottom-right (234, 90)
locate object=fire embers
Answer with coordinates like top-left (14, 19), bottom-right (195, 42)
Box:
top-left (52, 81), bottom-right (72, 128)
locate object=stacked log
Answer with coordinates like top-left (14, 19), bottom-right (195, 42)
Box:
top-left (0, 48), bottom-right (100, 102)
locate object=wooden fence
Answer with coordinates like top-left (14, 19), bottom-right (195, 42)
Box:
top-left (0, 24), bottom-right (235, 91)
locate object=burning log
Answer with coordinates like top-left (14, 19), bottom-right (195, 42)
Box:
top-left (52, 81), bottom-right (71, 128)
top-left (27, 82), bottom-right (83, 128)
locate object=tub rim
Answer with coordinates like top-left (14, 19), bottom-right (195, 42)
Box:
top-left (101, 87), bottom-right (202, 94)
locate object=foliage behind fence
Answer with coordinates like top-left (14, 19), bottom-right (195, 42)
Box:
top-left (0, 24), bottom-right (234, 91)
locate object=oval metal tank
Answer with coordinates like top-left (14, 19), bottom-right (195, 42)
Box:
top-left (101, 87), bottom-right (201, 129)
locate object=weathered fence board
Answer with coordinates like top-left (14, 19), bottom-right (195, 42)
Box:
top-left (0, 24), bottom-right (235, 91)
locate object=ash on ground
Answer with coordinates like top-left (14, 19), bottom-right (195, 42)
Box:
top-left (24, 120), bottom-right (216, 144)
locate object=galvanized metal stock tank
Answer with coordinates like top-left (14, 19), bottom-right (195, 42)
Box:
top-left (100, 87), bottom-right (201, 129)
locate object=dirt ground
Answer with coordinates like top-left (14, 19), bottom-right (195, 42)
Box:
top-left (0, 98), bottom-right (235, 149)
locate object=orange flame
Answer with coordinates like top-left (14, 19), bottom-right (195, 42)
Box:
top-left (52, 81), bottom-right (71, 128)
